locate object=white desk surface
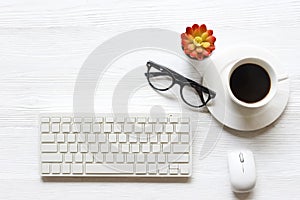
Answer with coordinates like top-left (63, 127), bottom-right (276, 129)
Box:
top-left (0, 0), bottom-right (300, 199)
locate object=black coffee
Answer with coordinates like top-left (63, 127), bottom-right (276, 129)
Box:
top-left (230, 63), bottom-right (271, 103)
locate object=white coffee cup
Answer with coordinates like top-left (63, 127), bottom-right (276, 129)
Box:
top-left (227, 57), bottom-right (287, 108)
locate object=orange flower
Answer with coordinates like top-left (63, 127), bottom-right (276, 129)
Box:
top-left (181, 24), bottom-right (216, 60)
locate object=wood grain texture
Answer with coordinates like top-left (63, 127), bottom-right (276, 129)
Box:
top-left (0, 0), bottom-right (299, 199)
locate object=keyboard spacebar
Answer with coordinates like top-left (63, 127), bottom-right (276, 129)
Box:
top-left (86, 164), bottom-right (134, 174)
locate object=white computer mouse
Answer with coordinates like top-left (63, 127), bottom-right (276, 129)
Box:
top-left (227, 149), bottom-right (256, 193)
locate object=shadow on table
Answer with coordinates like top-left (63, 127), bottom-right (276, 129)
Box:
top-left (42, 177), bottom-right (190, 183)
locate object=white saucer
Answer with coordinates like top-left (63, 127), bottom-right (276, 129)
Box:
top-left (203, 46), bottom-right (290, 131)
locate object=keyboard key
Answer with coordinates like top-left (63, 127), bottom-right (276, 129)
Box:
top-left (126, 117), bottom-right (135, 123)
top-left (121, 144), bottom-right (129, 153)
top-left (89, 143), bottom-right (98, 153)
top-left (52, 117), bottom-right (60, 123)
top-left (84, 117), bottom-right (93, 123)
top-left (100, 143), bottom-right (109, 153)
top-left (139, 134), bottom-right (148, 143)
top-left (142, 144), bottom-right (150, 152)
top-left (72, 124), bottom-right (81, 133)
top-left (171, 134), bottom-right (179, 143)
top-left (41, 153), bottom-right (62, 162)
top-left (85, 154), bottom-right (94, 163)
top-left (62, 123), bottom-right (70, 133)
top-left (168, 154), bottom-right (189, 163)
top-left (51, 123), bottom-right (60, 133)
top-left (105, 154), bottom-right (114, 163)
top-left (41, 144), bottom-right (57, 152)
top-left (75, 153), bottom-right (83, 162)
top-left (72, 164), bottom-right (83, 174)
top-left (155, 124), bottom-right (163, 133)
top-left (126, 154), bottom-right (135, 163)
top-left (119, 134), bottom-right (127, 143)
top-left (109, 134), bottom-right (117, 143)
top-left (56, 134), bottom-right (65, 143)
top-left (41, 117), bottom-right (50, 123)
top-left (124, 124), bottom-right (133, 132)
top-left (95, 117), bottom-right (103, 123)
top-left (179, 164), bottom-right (190, 175)
top-left (157, 154), bottom-right (166, 163)
top-left (41, 123), bottom-right (50, 133)
top-left (173, 144), bottom-right (190, 153)
top-left (136, 154), bottom-right (145, 163)
top-left (116, 116), bottom-right (125, 123)
top-left (135, 164), bottom-right (147, 174)
top-left (137, 117), bottom-right (146, 123)
top-left (149, 134), bottom-right (158, 143)
top-left (83, 124), bottom-right (91, 132)
top-left (65, 153), bottom-right (73, 162)
top-left (158, 164), bottom-right (168, 174)
top-left (158, 118), bottom-right (167, 123)
top-left (59, 144), bottom-right (68, 153)
top-left (67, 134), bottom-right (76, 143)
top-left (147, 154), bottom-right (156, 163)
top-left (162, 144), bottom-right (171, 153)
top-left (87, 134), bottom-right (96, 142)
top-left (86, 164), bottom-right (134, 174)
top-left (180, 134), bottom-right (189, 143)
top-left (116, 154), bottom-right (124, 163)
top-left (152, 144), bottom-right (161, 153)
top-left (113, 124), bottom-right (122, 133)
top-left (134, 124), bottom-right (143, 133)
top-left (74, 117), bottom-right (82, 123)
top-left (62, 117), bottom-right (71, 123)
top-left (105, 117), bottom-right (114, 123)
top-left (77, 134), bottom-right (86, 142)
top-left (148, 164), bottom-right (157, 174)
top-left (144, 124), bottom-right (152, 133)
top-left (128, 134), bottom-right (137, 143)
top-left (165, 124), bottom-right (173, 133)
top-left (41, 163), bottom-right (50, 174)
top-left (69, 144), bottom-right (78, 152)
top-left (62, 164), bottom-right (71, 174)
top-left (103, 124), bottom-right (112, 133)
top-left (169, 168), bottom-right (178, 175)
top-left (93, 124), bottom-right (101, 133)
top-left (160, 134), bottom-right (169, 143)
top-left (110, 143), bottom-right (119, 153)
top-left (95, 153), bottom-right (104, 163)
top-left (169, 117), bottom-right (178, 123)
top-left (175, 124), bottom-right (189, 133)
top-left (98, 134), bottom-right (106, 143)
top-left (80, 144), bottom-right (88, 153)
top-left (52, 164), bottom-right (60, 174)
top-left (131, 144), bottom-right (139, 153)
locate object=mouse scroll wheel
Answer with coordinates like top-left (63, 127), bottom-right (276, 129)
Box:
top-left (239, 153), bottom-right (244, 163)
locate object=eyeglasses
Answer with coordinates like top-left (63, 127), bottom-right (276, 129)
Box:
top-left (145, 61), bottom-right (216, 108)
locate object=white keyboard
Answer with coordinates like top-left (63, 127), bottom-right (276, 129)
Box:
top-left (40, 114), bottom-right (192, 177)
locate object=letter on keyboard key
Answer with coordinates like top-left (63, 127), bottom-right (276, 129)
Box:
top-left (168, 154), bottom-right (189, 163)
top-left (41, 144), bottom-right (57, 152)
top-left (86, 164), bottom-right (134, 174)
top-left (173, 144), bottom-right (190, 153)
top-left (41, 153), bottom-right (63, 162)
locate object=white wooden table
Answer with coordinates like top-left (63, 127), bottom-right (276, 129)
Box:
top-left (0, 0), bottom-right (299, 199)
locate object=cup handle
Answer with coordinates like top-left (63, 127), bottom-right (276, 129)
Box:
top-left (278, 73), bottom-right (289, 82)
